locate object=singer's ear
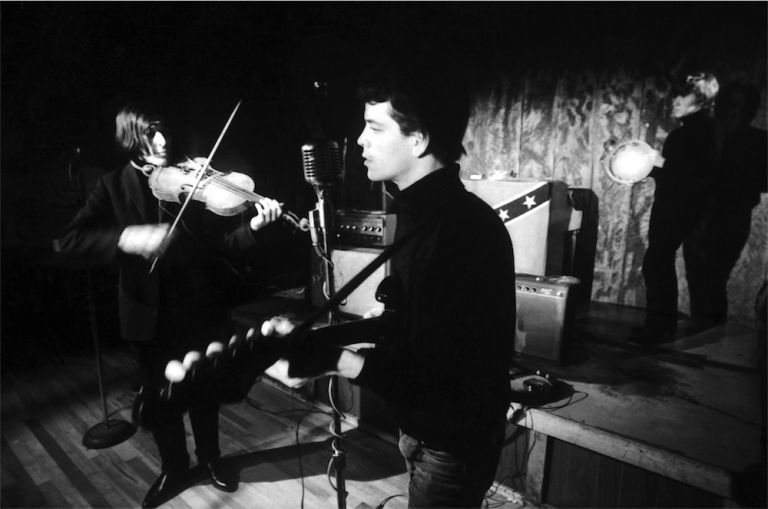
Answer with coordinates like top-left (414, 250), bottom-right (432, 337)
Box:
top-left (410, 131), bottom-right (429, 158)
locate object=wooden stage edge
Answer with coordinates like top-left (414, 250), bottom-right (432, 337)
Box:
top-left (505, 301), bottom-right (765, 505)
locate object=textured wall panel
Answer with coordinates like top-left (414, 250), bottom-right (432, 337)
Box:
top-left (591, 70), bottom-right (644, 304)
top-left (519, 69), bottom-right (558, 180)
top-left (463, 77), bottom-right (523, 179)
top-left (621, 76), bottom-right (673, 308)
top-left (552, 73), bottom-right (595, 186)
top-left (729, 196), bottom-right (768, 322)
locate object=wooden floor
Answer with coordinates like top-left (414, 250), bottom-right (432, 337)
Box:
top-left (0, 340), bottom-right (524, 509)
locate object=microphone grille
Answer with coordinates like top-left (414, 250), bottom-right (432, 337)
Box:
top-left (301, 140), bottom-right (343, 187)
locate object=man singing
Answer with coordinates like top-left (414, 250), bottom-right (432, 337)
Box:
top-left (264, 53), bottom-right (517, 508)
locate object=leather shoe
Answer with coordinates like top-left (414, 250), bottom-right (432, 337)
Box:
top-left (205, 460), bottom-right (237, 492)
top-left (142, 471), bottom-right (187, 508)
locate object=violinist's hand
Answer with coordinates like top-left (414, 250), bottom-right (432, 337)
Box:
top-left (118, 224), bottom-right (170, 259)
top-left (250, 198), bottom-right (283, 231)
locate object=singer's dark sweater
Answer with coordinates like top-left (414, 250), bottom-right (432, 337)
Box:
top-left (353, 164), bottom-right (516, 456)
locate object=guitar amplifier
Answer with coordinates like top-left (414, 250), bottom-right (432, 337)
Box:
top-left (515, 274), bottom-right (579, 363)
top-left (310, 246), bottom-right (390, 318)
top-left (333, 209), bottom-right (396, 248)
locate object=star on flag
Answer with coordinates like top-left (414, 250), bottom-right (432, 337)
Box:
top-left (523, 195), bottom-right (536, 209)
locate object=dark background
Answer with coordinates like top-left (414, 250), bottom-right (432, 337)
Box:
top-left (1, 2), bottom-right (765, 365)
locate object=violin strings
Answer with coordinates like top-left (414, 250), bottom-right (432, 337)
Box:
top-left (209, 175), bottom-right (267, 202)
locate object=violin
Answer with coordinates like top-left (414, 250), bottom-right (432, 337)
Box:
top-left (146, 100), bottom-right (307, 273)
top-left (147, 157), bottom-right (308, 231)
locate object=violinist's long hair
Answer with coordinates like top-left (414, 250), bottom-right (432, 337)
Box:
top-left (114, 102), bottom-right (166, 158)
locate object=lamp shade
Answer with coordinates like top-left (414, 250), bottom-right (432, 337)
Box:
top-left (603, 139), bottom-right (656, 185)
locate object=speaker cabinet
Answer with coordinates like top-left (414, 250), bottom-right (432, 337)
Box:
top-left (463, 179), bottom-right (552, 275)
top-left (515, 275), bottom-right (578, 363)
top-left (462, 179), bottom-right (577, 277)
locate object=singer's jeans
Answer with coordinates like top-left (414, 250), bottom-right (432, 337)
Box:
top-left (398, 423), bottom-right (504, 508)
top-left (133, 341), bottom-right (221, 473)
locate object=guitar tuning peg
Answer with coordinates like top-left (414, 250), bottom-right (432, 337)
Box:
top-left (206, 341), bottom-right (225, 372)
top-left (228, 334), bottom-right (246, 361)
top-left (246, 327), bottom-right (258, 340)
top-left (182, 351), bottom-right (202, 381)
top-left (228, 334), bottom-right (239, 347)
top-left (183, 351), bottom-right (202, 370)
top-left (206, 341), bottom-right (224, 358)
top-left (165, 360), bottom-right (186, 382)
top-left (163, 360), bottom-right (186, 400)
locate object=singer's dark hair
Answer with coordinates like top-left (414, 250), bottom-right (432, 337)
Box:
top-left (357, 53), bottom-right (470, 164)
top-left (115, 102), bottom-right (167, 157)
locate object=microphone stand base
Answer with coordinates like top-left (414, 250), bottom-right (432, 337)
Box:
top-left (82, 419), bottom-right (137, 449)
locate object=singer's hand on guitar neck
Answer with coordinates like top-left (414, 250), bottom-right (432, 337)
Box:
top-left (261, 317), bottom-right (309, 388)
top-left (249, 198), bottom-right (283, 231)
top-left (261, 316), bottom-right (366, 387)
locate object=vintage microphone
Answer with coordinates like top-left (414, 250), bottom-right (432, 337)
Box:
top-left (301, 138), bottom-right (349, 509)
top-left (301, 140), bottom-right (343, 255)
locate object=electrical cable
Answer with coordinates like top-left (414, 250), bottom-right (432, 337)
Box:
top-left (247, 396), bottom-right (334, 509)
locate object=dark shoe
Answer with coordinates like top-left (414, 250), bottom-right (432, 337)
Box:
top-left (205, 460), bottom-right (237, 493)
top-left (142, 471), bottom-right (187, 508)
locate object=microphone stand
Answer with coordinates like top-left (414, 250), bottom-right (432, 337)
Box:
top-left (309, 185), bottom-right (347, 509)
top-left (68, 148), bottom-right (137, 449)
top-left (81, 269), bottom-right (137, 449)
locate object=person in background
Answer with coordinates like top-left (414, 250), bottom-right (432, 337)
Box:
top-left (59, 102), bottom-right (286, 508)
top-left (634, 72), bottom-right (720, 345)
top-left (707, 81), bottom-right (767, 324)
top-left (263, 53), bottom-right (517, 508)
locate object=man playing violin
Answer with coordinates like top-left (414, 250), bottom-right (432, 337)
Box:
top-left (60, 102), bottom-right (285, 507)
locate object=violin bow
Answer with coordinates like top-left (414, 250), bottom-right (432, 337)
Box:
top-left (149, 99), bottom-right (243, 273)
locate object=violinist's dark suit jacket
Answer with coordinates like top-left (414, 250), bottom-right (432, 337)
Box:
top-left (60, 163), bottom-right (270, 347)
